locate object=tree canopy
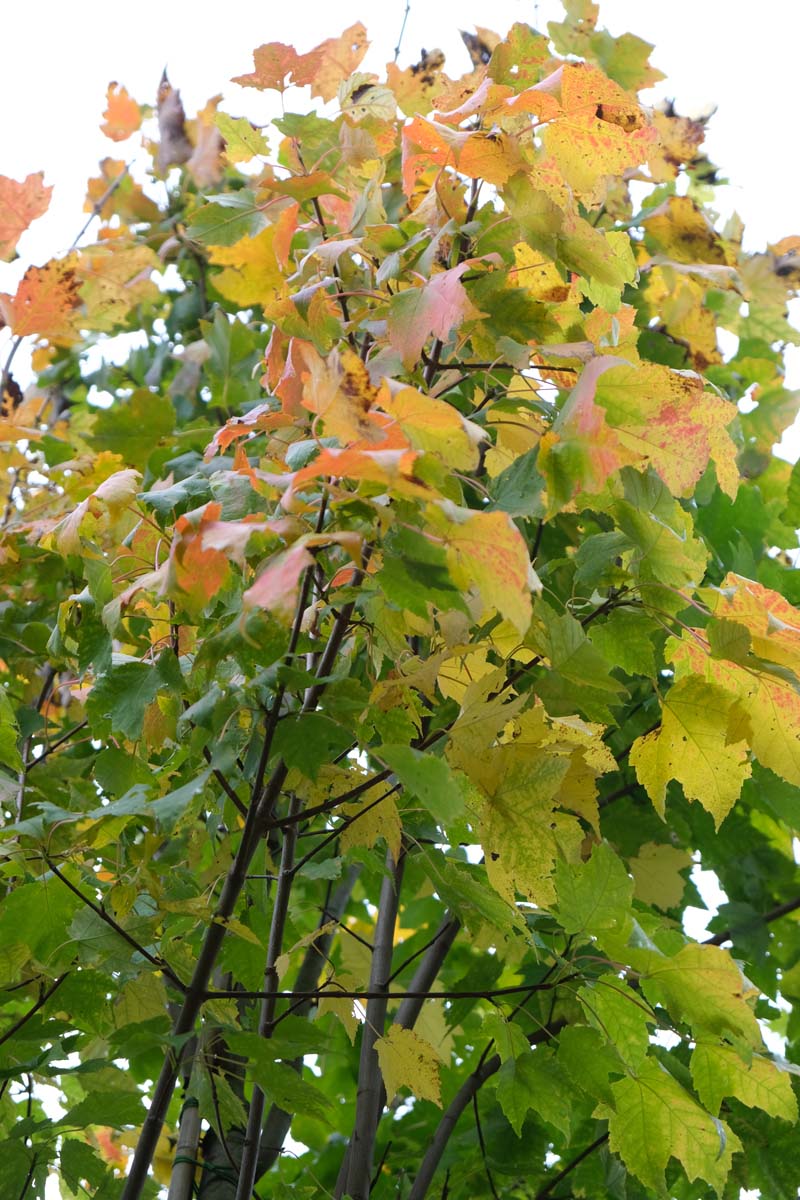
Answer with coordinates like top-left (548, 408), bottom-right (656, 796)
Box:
top-left (2, 4), bottom-right (800, 1198)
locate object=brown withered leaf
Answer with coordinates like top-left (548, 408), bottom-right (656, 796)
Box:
top-left (157, 70), bottom-right (192, 173)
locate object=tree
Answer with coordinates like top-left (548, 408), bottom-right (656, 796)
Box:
top-left (2, 3), bottom-right (800, 1197)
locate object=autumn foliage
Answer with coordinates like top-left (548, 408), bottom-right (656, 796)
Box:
top-left (3, 4), bottom-right (800, 1199)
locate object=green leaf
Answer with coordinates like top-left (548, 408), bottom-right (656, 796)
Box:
top-left (495, 1048), bottom-right (572, 1138)
top-left (555, 841), bottom-right (634, 942)
top-left (90, 389), bottom-right (175, 469)
top-left (226, 1032), bottom-right (334, 1121)
top-left (378, 745), bottom-right (465, 824)
top-left (691, 1039), bottom-right (798, 1120)
top-left (578, 975), bottom-right (652, 1069)
top-left (186, 190), bottom-right (267, 245)
top-left (602, 1061), bottom-right (741, 1195)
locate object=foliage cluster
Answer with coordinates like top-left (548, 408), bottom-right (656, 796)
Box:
top-left (2, 4), bottom-right (800, 1198)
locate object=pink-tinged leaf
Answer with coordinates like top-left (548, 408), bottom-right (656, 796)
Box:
top-left (388, 264), bottom-right (481, 369)
top-left (243, 541), bottom-right (315, 618)
top-left (0, 173), bottom-right (53, 261)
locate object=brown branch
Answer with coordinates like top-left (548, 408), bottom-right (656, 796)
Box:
top-left (535, 1131), bottom-right (609, 1200)
top-left (0, 972), bottom-right (68, 1049)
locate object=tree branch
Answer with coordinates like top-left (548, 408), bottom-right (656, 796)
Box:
top-left (406, 1023), bottom-right (564, 1200)
top-left (120, 560), bottom-right (370, 1200)
top-left (338, 847), bottom-right (406, 1200)
top-left (233, 795), bottom-right (300, 1200)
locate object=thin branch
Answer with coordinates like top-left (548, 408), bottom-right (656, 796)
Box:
top-left (406, 1023), bottom-right (564, 1200)
top-left (534, 1131), bottom-right (609, 1200)
top-left (704, 894), bottom-right (800, 946)
top-left (473, 1091), bottom-right (501, 1200)
top-left (204, 979), bottom-right (567, 1002)
top-left (393, 0), bottom-right (411, 61)
top-left (24, 719), bottom-right (88, 771)
top-left (338, 847), bottom-right (406, 1200)
top-left (234, 795), bottom-right (300, 1200)
top-left (0, 973), bottom-right (68, 1049)
top-left (44, 857), bottom-right (187, 994)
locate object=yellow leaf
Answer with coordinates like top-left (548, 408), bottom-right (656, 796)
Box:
top-left (339, 790), bottom-right (402, 864)
top-left (629, 676), bottom-right (751, 826)
top-left (628, 842), bottom-right (692, 909)
top-left (375, 1024), bottom-right (442, 1106)
top-left (426, 502), bottom-right (535, 634)
top-left (379, 385), bottom-right (481, 471)
top-left (208, 226), bottom-right (284, 306)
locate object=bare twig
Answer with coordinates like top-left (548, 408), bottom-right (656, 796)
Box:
top-left (394, 0), bottom-right (411, 61)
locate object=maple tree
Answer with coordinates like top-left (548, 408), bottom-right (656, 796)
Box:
top-left (3, 3), bottom-right (800, 1198)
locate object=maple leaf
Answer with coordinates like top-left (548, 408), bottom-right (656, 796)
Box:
top-left (388, 264), bottom-right (482, 369)
top-left (375, 1025), bottom-right (442, 1106)
top-left (100, 83), bottom-right (141, 141)
top-left (603, 1062), bottom-right (741, 1195)
top-left (232, 41), bottom-right (323, 93)
top-left (0, 172), bottom-right (52, 260)
top-left (311, 23), bottom-right (370, 103)
top-left (0, 256), bottom-right (81, 342)
top-left (630, 675), bottom-right (752, 826)
top-left (242, 540), bottom-right (314, 619)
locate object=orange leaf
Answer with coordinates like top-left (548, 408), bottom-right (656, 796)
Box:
top-left (101, 83), bottom-right (142, 142)
top-left (0, 257), bottom-right (81, 342)
top-left (232, 42), bottom-right (323, 93)
top-left (0, 173), bottom-right (52, 261)
top-left (310, 23), bottom-right (369, 103)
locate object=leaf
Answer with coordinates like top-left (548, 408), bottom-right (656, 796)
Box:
top-left (187, 190), bottom-right (267, 246)
top-left (378, 745), bottom-right (465, 825)
top-left (388, 264), bottom-right (481, 369)
top-left (628, 842), bottom-right (692, 910)
top-left (215, 113), bottom-right (269, 162)
top-left (603, 1061), bottom-right (741, 1195)
top-left (90, 389), bottom-right (175, 468)
top-left (578, 975), bottom-right (652, 1069)
top-left (555, 841), bottom-right (633, 941)
top-left (312, 24), bottom-right (370, 102)
top-left (243, 541), bottom-right (314, 619)
top-left (101, 83), bottom-right (141, 141)
top-left (232, 41), bottom-right (323, 93)
top-left (630, 676), bottom-right (751, 826)
top-left (495, 1048), bottom-right (572, 1137)
top-left (0, 256), bottom-right (80, 341)
top-left (426, 503), bottom-right (535, 634)
top-left (641, 943), bottom-right (762, 1046)
top-left (227, 1032), bottom-right (334, 1121)
top-left (0, 172), bottom-right (52, 260)
top-left (375, 1025), bottom-right (442, 1106)
top-left (691, 1040), bottom-right (798, 1121)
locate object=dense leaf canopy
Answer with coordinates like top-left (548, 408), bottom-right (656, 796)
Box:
top-left (2, 4), bottom-right (800, 1198)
